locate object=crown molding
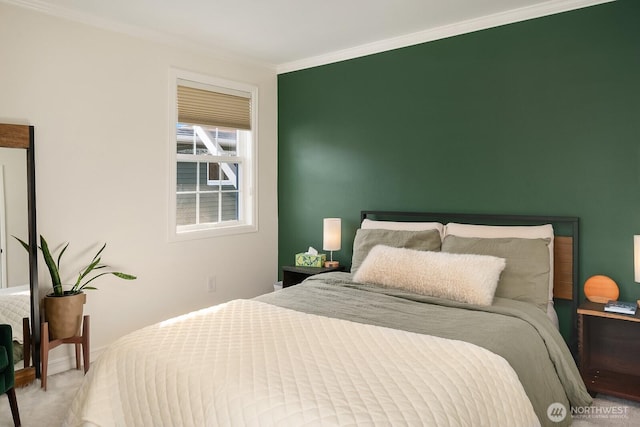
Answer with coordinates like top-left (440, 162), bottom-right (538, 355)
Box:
top-left (1, 0), bottom-right (613, 75)
top-left (0, 0), bottom-right (277, 71)
top-left (276, 0), bottom-right (614, 74)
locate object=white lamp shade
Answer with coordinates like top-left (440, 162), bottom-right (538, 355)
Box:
top-left (635, 235), bottom-right (640, 283)
top-left (323, 218), bottom-right (341, 251)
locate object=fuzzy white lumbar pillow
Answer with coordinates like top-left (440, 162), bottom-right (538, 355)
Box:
top-left (353, 245), bottom-right (506, 306)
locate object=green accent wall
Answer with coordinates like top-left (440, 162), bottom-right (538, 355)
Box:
top-left (278, 1), bottom-right (640, 340)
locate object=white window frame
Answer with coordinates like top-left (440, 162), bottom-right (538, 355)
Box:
top-left (168, 68), bottom-right (258, 241)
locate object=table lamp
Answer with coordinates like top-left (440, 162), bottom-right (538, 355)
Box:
top-left (323, 218), bottom-right (341, 268)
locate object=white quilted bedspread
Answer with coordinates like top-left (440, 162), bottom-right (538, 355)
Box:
top-left (0, 287), bottom-right (30, 344)
top-left (65, 300), bottom-right (540, 427)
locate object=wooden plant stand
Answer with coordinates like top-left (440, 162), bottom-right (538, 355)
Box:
top-left (41, 315), bottom-right (90, 391)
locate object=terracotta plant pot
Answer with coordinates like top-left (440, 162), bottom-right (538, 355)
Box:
top-left (44, 292), bottom-right (86, 340)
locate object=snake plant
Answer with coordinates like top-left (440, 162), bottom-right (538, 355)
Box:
top-left (15, 235), bottom-right (136, 296)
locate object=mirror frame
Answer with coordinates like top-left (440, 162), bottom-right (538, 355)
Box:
top-left (0, 123), bottom-right (40, 377)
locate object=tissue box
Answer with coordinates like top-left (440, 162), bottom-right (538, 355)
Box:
top-left (295, 253), bottom-right (326, 267)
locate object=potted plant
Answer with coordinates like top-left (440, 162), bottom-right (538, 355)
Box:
top-left (16, 235), bottom-right (136, 339)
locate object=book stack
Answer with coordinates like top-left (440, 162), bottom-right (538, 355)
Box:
top-left (604, 300), bottom-right (637, 315)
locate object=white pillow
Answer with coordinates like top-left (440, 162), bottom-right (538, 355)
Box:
top-left (361, 219), bottom-right (444, 238)
top-left (353, 245), bottom-right (506, 306)
top-left (444, 223), bottom-right (555, 304)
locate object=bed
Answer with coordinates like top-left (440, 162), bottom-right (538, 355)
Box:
top-left (64, 211), bottom-right (592, 427)
top-left (0, 284), bottom-right (30, 365)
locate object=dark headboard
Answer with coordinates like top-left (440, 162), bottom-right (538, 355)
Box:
top-left (360, 210), bottom-right (580, 353)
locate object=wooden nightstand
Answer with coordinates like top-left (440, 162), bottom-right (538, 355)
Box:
top-left (281, 265), bottom-right (345, 288)
top-left (577, 301), bottom-right (640, 402)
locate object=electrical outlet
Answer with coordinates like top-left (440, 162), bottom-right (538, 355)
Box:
top-left (207, 276), bottom-right (217, 293)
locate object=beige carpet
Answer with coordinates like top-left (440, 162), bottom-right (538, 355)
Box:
top-left (573, 394), bottom-right (640, 426)
top-left (1, 369), bottom-right (639, 426)
top-left (0, 370), bottom-right (84, 427)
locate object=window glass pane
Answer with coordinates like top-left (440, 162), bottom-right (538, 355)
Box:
top-left (177, 124), bottom-right (195, 155)
top-left (177, 162), bottom-right (197, 192)
top-left (221, 192), bottom-right (239, 221)
top-left (177, 142), bottom-right (192, 154)
top-left (205, 163), bottom-right (221, 190)
top-left (200, 163), bottom-right (218, 191)
top-left (221, 163), bottom-right (239, 191)
top-left (176, 124), bottom-right (239, 156)
top-left (176, 194), bottom-right (196, 226)
top-left (199, 192), bottom-right (220, 224)
top-left (216, 130), bottom-right (238, 156)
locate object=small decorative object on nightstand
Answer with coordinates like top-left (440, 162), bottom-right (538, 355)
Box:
top-left (323, 218), bottom-right (341, 268)
top-left (603, 300), bottom-right (637, 315)
top-left (577, 301), bottom-right (640, 402)
top-left (584, 275), bottom-right (619, 303)
top-left (281, 265), bottom-right (344, 288)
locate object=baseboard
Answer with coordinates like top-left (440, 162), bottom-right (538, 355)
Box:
top-left (44, 345), bottom-right (105, 376)
top-left (14, 367), bottom-right (36, 387)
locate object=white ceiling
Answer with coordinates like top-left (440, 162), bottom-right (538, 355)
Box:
top-left (6, 0), bottom-right (609, 72)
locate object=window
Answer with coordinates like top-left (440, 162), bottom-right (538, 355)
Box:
top-left (169, 69), bottom-right (257, 240)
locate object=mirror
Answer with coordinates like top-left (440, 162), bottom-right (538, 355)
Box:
top-left (0, 148), bottom-right (29, 287)
top-left (0, 124), bottom-right (39, 381)
top-left (0, 147), bottom-right (29, 369)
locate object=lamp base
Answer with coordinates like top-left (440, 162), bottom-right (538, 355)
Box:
top-left (324, 260), bottom-right (339, 268)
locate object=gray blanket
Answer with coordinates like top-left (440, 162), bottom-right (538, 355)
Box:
top-left (256, 272), bottom-right (592, 426)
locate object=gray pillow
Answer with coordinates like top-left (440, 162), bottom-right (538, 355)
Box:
top-left (441, 235), bottom-right (550, 311)
top-left (351, 229), bottom-right (441, 273)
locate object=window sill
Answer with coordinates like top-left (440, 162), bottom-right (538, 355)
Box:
top-left (169, 223), bottom-right (257, 242)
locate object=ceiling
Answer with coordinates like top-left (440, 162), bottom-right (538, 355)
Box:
top-left (7, 0), bottom-right (607, 72)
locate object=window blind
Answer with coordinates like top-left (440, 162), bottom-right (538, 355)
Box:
top-left (177, 85), bottom-right (251, 130)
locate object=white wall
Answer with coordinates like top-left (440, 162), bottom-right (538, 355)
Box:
top-left (0, 3), bottom-right (278, 368)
